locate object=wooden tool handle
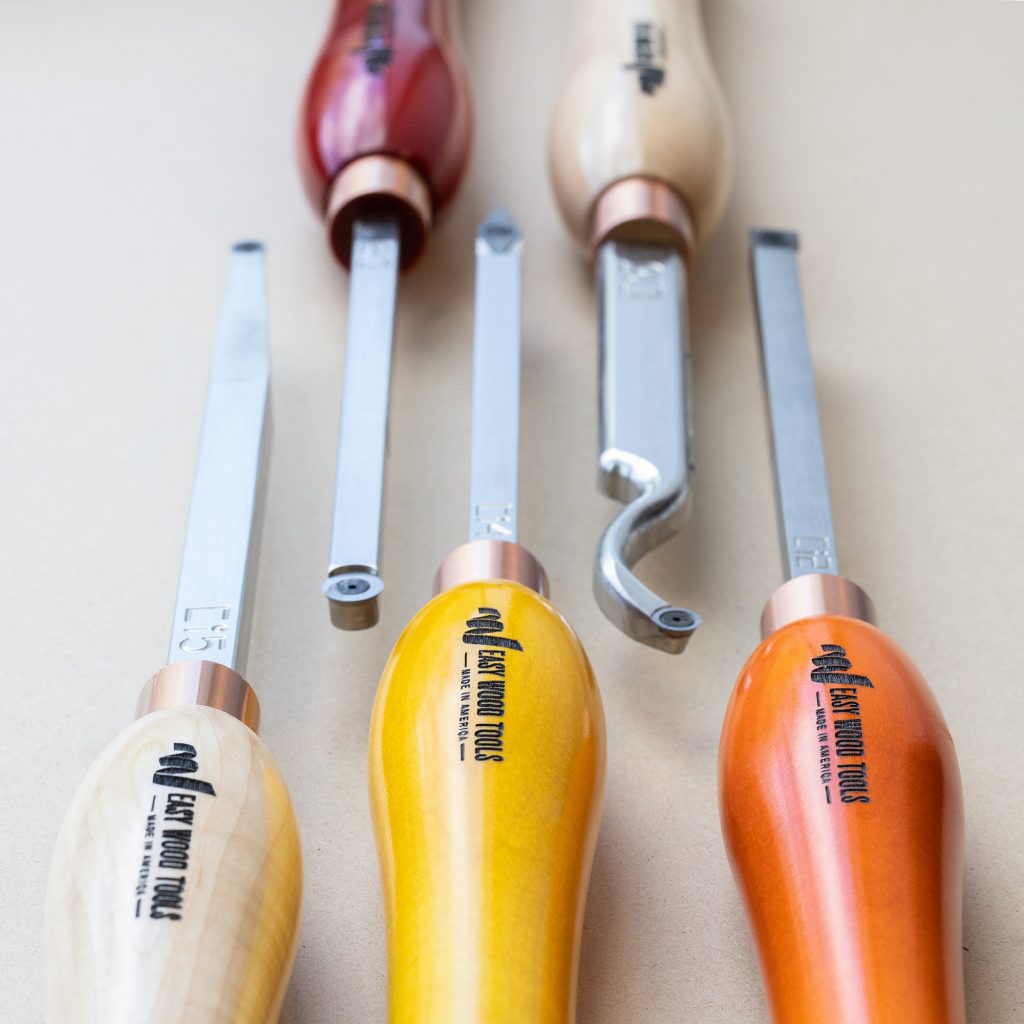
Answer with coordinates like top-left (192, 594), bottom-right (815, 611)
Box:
top-left (369, 581), bottom-right (606, 1023)
top-left (549, 0), bottom-right (731, 251)
top-left (46, 703), bottom-right (302, 1023)
top-left (298, 0), bottom-right (472, 263)
top-left (718, 615), bottom-right (965, 1023)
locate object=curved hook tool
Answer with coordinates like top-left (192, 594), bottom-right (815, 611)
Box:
top-left (594, 240), bottom-right (700, 654)
top-left (548, 0), bottom-right (732, 654)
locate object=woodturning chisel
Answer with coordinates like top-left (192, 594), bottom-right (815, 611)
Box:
top-left (719, 231), bottom-right (965, 1023)
top-left (44, 244), bottom-right (302, 1023)
top-left (549, 0), bottom-right (732, 653)
top-left (298, 0), bottom-right (472, 629)
top-left (369, 212), bottom-right (606, 1022)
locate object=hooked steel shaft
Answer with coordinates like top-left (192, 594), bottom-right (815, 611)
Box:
top-left (594, 240), bottom-right (700, 653)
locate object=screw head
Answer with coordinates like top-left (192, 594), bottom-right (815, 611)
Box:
top-left (656, 607), bottom-right (697, 631)
top-left (333, 577), bottom-right (370, 598)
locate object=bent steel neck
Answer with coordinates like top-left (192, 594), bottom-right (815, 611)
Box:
top-left (595, 237), bottom-right (699, 653)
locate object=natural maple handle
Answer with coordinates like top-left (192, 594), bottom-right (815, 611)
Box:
top-left (45, 703), bottom-right (302, 1023)
top-left (298, 0), bottom-right (472, 265)
top-left (369, 581), bottom-right (606, 1022)
top-left (718, 616), bottom-right (965, 1023)
top-left (549, 0), bottom-right (731, 251)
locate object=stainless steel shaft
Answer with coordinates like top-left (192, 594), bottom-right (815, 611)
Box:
top-left (168, 241), bottom-right (270, 676)
top-left (750, 230), bottom-right (839, 580)
top-left (468, 211), bottom-right (523, 544)
top-left (323, 215), bottom-right (401, 628)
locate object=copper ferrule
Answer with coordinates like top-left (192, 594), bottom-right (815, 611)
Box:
top-left (433, 540), bottom-right (549, 597)
top-left (760, 574), bottom-right (876, 639)
top-left (136, 661), bottom-right (261, 732)
top-left (588, 177), bottom-right (696, 260)
top-left (326, 154), bottom-right (432, 270)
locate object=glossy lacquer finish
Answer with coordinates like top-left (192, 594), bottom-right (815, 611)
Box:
top-left (370, 581), bottom-right (606, 1023)
top-left (299, 0), bottom-right (471, 218)
top-left (549, 0), bottom-right (731, 248)
top-left (46, 705), bottom-right (302, 1024)
top-left (719, 616), bottom-right (965, 1024)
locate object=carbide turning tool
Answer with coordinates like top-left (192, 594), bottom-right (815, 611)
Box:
top-left (45, 243), bottom-right (302, 1023)
top-left (299, 0), bottom-right (472, 629)
top-left (718, 231), bottom-right (965, 1024)
top-left (369, 212), bottom-right (606, 1023)
top-left (549, 0), bottom-right (732, 653)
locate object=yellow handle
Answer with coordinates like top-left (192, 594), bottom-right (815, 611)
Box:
top-left (370, 581), bottom-right (606, 1024)
top-left (45, 704), bottom-right (302, 1023)
top-left (549, 0), bottom-right (732, 249)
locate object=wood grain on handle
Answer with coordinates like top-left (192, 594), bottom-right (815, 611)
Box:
top-left (369, 582), bottom-right (606, 1023)
top-left (45, 705), bottom-right (302, 1024)
top-left (298, 0), bottom-right (472, 218)
top-left (719, 616), bottom-right (965, 1024)
top-left (549, 0), bottom-right (731, 249)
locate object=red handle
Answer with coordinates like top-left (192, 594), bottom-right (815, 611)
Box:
top-left (298, 0), bottom-right (472, 267)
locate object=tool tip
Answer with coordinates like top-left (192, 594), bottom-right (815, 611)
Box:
top-left (477, 209), bottom-right (522, 253)
top-left (750, 229), bottom-right (799, 251)
top-left (322, 571), bottom-right (384, 630)
top-left (649, 606), bottom-right (701, 652)
top-left (213, 240), bottom-right (269, 381)
top-left (655, 606), bottom-right (700, 632)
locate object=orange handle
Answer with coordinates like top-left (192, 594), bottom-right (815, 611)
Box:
top-left (718, 615), bottom-right (965, 1023)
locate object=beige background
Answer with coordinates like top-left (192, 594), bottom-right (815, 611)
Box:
top-left (2, 1), bottom-right (1022, 1020)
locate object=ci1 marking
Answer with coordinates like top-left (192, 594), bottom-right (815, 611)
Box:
top-left (793, 536), bottom-right (837, 573)
top-left (474, 503), bottom-right (514, 538)
top-left (620, 256), bottom-right (666, 299)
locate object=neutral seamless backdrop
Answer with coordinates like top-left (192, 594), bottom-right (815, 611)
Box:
top-left (2, 1), bottom-right (1021, 1020)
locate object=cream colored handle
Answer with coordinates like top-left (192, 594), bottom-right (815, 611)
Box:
top-left (45, 705), bottom-right (302, 1023)
top-left (549, 0), bottom-right (732, 249)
